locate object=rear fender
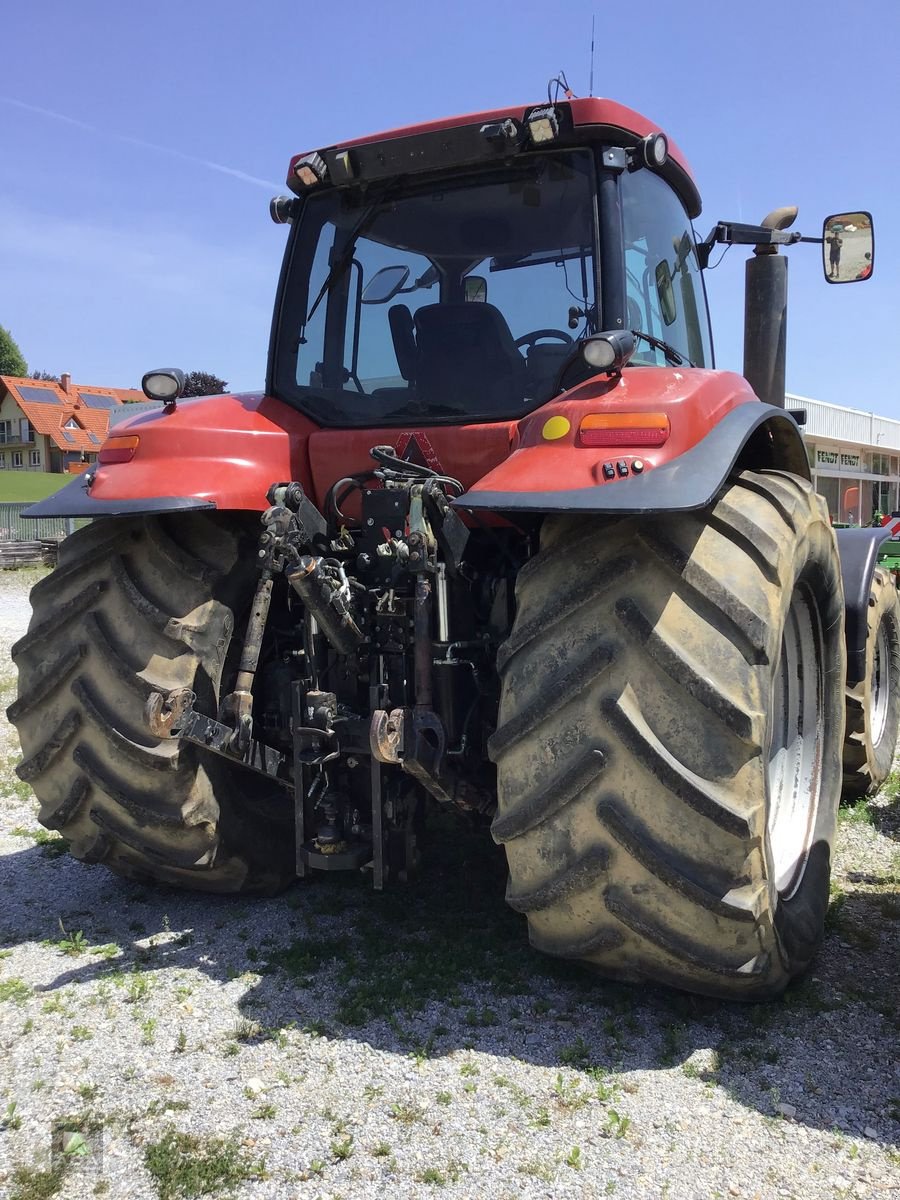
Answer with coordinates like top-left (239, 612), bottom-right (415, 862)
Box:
top-left (835, 527), bottom-right (895, 685)
top-left (23, 392), bottom-right (319, 520)
top-left (454, 370), bottom-right (808, 517)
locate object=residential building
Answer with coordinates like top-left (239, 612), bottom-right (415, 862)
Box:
top-left (0, 373), bottom-right (144, 474)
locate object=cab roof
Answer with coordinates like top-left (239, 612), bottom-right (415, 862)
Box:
top-left (288, 98), bottom-right (701, 219)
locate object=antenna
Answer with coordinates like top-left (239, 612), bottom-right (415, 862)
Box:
top-left (589, 15), bottom-right (596, 97)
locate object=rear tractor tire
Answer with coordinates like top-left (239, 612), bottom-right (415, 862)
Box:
top-left (842, 567), bottom-right (900, 799)
top-left (8, 514), bottom-right (295, 892)
top-left (490, 470), bottom-right (846, 1000)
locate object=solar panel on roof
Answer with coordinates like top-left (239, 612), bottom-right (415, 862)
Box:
top-left (88, 432), bottom-right (100, 444)
top-left (61, 430), bottom-right (76, 443)
top-left (17, 386), bottom-right (61, 404)
top-left (80, 393), bottom-right (118, 409)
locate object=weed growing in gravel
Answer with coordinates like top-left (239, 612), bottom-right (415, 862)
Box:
top-left (232, 1017), bottom-right (262, 1043)
top-left (7, 1164), bottom-right (65, 1200)
top-left (2, 1100), bottom-right (23, 1129)
top-left (559, 1036), bottom-right (591, 1067)
top-left (331, 1135), bottom-right (354, 1161)
top-left (518, 1159), bottom-right (555, 1182)
top-left (124, 971), bottom-right (151, 1004)
top-left (55, 922), bottom-right (87, 956)
top-left (371, 1141), bottom-right (391, 1157)
top-left (0, 977), bottom-right (31, 1003)
top-left (552, 1073), bottom-right (590, 1112)
top-left (389, 1100), bottom-right (423, 1124)
top-left (70, 1025), bottom-right (93, 1042)
top-left (143, 1128), bottom-right (266, 1200)
top-left (564, 1145), bottom-right (583, 1169)
top-left (604, 1108), bottom-right (631, 1139)
top-left (252, 1104), bottom-right (277, 1120)
top-left (436, 1091), bottom-right (452, 1106)
top-left (418, 1165), bottom-right (455, 1185)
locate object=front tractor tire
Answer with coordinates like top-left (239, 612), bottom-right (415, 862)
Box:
top-left (490, 470), bottom-right (845, 1000)
top-left (842, 567), bottom-right (900, 799)
top-left (8, 514), bottom-right (295, 893)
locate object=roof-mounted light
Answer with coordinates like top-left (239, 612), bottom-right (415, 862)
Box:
top-left (642, 132), bottom-right (668, 169)
top-left (293, 151), bottom-right (328, 188)
top-left (581, 330), bottom-right (636, 374)
top-left (527, 105), bottom-right (559, 144)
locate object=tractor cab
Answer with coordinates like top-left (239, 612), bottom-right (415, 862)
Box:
top-left (269, 99), bottom-right (712, 429)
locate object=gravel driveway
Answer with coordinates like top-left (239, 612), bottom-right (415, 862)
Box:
top-left (1, 566), bottom-right (898, 1200)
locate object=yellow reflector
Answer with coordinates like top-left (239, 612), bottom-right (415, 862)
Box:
top-left (541, 415), bottom-right (571, 441)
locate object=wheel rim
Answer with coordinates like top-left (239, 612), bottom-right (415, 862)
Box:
top-left (870, 618), bottom-right (891, 749)
top-left (767, 581), bottom-right (825, 899)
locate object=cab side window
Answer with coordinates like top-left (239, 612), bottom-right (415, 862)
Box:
top-left (621, 169), bottom-right (713, 368)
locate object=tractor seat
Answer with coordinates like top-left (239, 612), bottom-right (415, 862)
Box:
top-left (412, 303), bottom-right (526, 411)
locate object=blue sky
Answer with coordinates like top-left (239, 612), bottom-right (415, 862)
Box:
top-left (1, 0), bottom-right (897, 418)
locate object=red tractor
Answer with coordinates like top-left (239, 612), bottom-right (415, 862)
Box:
top-left (11, 97), bottom-right (899, 1000)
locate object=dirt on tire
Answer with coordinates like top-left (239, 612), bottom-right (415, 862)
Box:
top-left (7, 513), bottom-right (295, 892)
top-left (490, 469), bottom-right (846, 1000)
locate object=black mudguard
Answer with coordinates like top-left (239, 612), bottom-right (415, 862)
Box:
top-left (455, 402), bottom-right (808, 516)
top-left (22, 473), bottom-right (216, 519)
top-left (835, 527), bottom-right (894, 685)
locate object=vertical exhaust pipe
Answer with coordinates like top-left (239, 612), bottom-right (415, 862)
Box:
top-left (743, 206), bottom-right (798, 409)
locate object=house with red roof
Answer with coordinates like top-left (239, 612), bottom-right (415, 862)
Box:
top-left (0, 373), bottom-right (146, 475)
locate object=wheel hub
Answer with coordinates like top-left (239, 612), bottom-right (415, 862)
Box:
top-left (767, 581), bottom-right (825, 898)
top-left (870, 619), bottom-right (891, 748)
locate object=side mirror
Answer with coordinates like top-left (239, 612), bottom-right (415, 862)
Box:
top-left (823, 211), bottom-right (874, 283)
top-left (362, 265), bottom-right (410, 305)
top-left (464, 275), bottom-right (487, 303)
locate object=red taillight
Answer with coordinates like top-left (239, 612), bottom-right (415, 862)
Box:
top-left (578, 412), bottom-right (670, 448)
top-left (99, 435), bottom-right (140, 464)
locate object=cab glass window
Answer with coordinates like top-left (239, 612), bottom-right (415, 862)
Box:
top-left (621, 168), bottom-right (712, 367)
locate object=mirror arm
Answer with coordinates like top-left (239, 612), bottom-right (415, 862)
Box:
top-left (697, 221), bottom-right (804, 267)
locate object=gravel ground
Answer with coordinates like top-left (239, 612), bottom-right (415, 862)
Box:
top-left (0, 565), bottom-right (898, 1200)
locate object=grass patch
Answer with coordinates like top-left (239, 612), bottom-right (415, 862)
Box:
top-left (143, 1128), bottom-right (266, 1199)
top-left (838, 798), bottom-right (875, 826)
top-left (268, 817), bottom-right (592, 1026)
top-left (0, 474), bottom-right (71, 502)
top-left (10, 828), bottom-right (70, 859)
top-left (8, 1165), bottom-right (65, 1200)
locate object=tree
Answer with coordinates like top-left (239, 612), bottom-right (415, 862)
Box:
top-left (0, 325), bottom-right (27, 377)
top-left (30, 370), bottom-right (60, 382)
top-left (181, 371), bottom-right (228, 397)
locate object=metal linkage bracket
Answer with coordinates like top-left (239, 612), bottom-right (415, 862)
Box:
top-left (146, 688), bottom-right (291, 789)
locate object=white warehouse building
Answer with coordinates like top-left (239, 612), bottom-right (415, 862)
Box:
top-left (788, 393), bottom-right (900, 525)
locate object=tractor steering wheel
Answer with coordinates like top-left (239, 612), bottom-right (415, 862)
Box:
top-left (514, 329), bottom-right (574, 353)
